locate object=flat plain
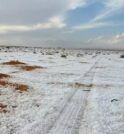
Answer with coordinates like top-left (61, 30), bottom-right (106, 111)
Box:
top-left (0, 47), bottom-right (124, 134)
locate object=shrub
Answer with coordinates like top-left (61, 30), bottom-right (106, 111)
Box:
top-left (120, 54), bottom-right (124, 58)
top-left (77, 53), bottom-right (83, 57)
top-left (61, 54), bottom-right (67, 58)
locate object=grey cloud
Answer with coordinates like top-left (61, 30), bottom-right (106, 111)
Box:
top-left (0, 0), bottom-right (67, 25)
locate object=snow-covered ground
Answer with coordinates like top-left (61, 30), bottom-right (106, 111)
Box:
top-left (0, 47), bottom-right (124, 134)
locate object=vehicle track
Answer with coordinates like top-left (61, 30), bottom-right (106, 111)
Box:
top-left (46, 58), bottom-right (100, 134)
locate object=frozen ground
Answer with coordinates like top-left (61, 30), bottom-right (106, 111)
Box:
top-left (0, 47), bottom-right (124, 134)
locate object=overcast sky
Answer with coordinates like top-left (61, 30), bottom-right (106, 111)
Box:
top-left (0, 0), bottom-right (124, 49)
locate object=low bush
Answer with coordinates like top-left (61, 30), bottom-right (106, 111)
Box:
top-left (120, 54), bottom-right (124, 58)
top-left (61, 54), bottom-right (67, 58)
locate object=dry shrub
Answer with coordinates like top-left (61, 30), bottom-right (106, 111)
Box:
top-left (0, 103), bottom-right (7, 108)
top-left (14, 83), bottom-right (29, 92)
top-left (3, 60), bottom-right (26, 65)
top-left (61, 54), bottom-right (67, 58)
top-left (0, 103), bottom-right (17, 113)
top-left (10, 82), bottom-right (29, 92)
top-left (120, 54), bottom-right (124, 58)
top-left (80, 62), bottom-right (88, 64)
top-left (0, 103), bottom-right (8, 113)
top-left (0, 80), bottom-right (8, 86)
top-left (21, 65), bottom-right (42, 71)
top-left (0, 73), bottom-right (10, 79)
top-left (2, 60), bottom-right (45, 71)
top-left (0, 80), bottom-right (28, 93)
top-left (48, 81), bottom-right (94, 89)
top-left (70, 82), bottom-right (94, 88)
top-left (0, 73), bottom-right (10, 86)
top-left (48, 82), bottom-right (65, 85)
top-left (96, 67), bottom-right (105, 69)
top-left (0, 72), bottom-right (28, 93)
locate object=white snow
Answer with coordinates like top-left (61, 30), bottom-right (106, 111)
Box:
top-left (0, 47), bottom-right (124, 134)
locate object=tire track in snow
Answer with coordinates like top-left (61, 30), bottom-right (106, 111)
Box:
top-left (47, 58), bottom-right (100, 134)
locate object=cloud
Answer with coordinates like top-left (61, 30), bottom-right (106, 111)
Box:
top-left (0, 0), bottom-right (68, 25)
top-left (74, 22), bottom-right (109, 30)
top-left (87, 33), bottom-right (124, 47)
top-left (0, 0), bottom-right (87, 25)
top-left (68, 0), bottom-right (87, 10)
top-left (73, 0), bottom-right (124, 30)
top-left (113, 33), bottom-right (124, 44)
top-left (0, 0), bottom-right (123, 49)
top-left (0, 16), bottom-right (66, 33)
top-left (92, 0), bottom-right (124, 22)
top-left (0, 0), bottom-right (87, 34)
